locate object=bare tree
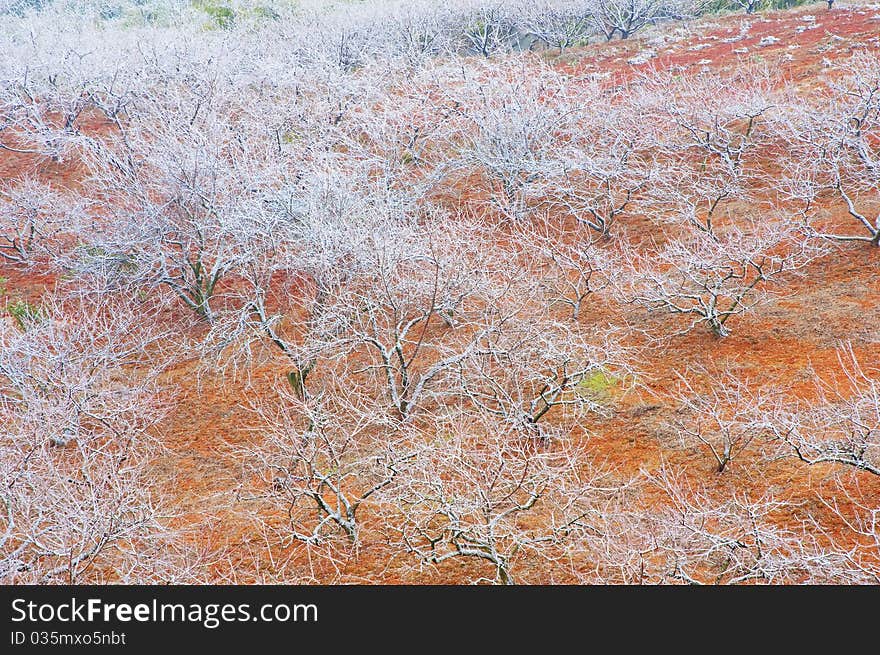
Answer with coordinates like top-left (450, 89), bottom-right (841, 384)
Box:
top-left (613, 466), bottom-right (837, 584)
top-left (730, 0), bottom-right (762, 15)
top-left (0, 177), bottom-right (87, 266)
top-left (0, 295), bottom-right (182, 583)
top-left (459, 3), bottom-right (519, 57)
top-left (588, 0), bottom-right (697, 41)
top-left (444, 61), bottom-right (578, 220)
top-left (388, 416), bottom-right (622, 584)
top-left (520, 1), bottom-right (593, 53)
top-left (0, 64), bottom-right (90, 162)
top-left (0, 429), bottom-right (170, 584)
top-left (668, 368), bottom-right (767, 473)
top-left (385, 3), bottom-right (458, 64)
top-left (457, 310), bottom-right (632, 438)
top-left (523, 219), bottom-right (620, 321)
top-left (0, 295), bottom-right (169, 447)
top-left (80, 80), bottom-right (272, 322)
top-left (762, 346), bottom-right (880, 476)
top-left (205, 166), bottom-right (492, 409)
top-left (813, 475), bottom-right (879, 583)
top-left (624, 221), bottom-right (823, 337)
top-left (306, 216), bottom-right (530, 421)
top-left (236, 384), bottom-right (412, 548)
top-left (780, 53), bottom-right (880, 246)
top-left (544, 95), bottom-right (656, 236)
top-left (638, 67), bottom-right (778, 237)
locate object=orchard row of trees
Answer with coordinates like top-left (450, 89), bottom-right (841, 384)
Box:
top-left (3, 295), bottom-right (877, 583)
top-left (4, 49), bottom-right (876, 338)
top-left (0, 0), bottom-right (765, 58)
top-left (0, 2), bottom-right (878, 583)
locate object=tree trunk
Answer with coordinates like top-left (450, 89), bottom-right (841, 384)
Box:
top-left (497, 564), bottom-right (514, 585)
top-left (287, 360), bottom-right (314, 400)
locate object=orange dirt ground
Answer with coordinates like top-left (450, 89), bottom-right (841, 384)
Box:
top-left (2, 3), bottom-right (879, 583)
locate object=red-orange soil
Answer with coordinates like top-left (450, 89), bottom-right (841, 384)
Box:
top-left (2, 3), bottom-right (879, 583)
